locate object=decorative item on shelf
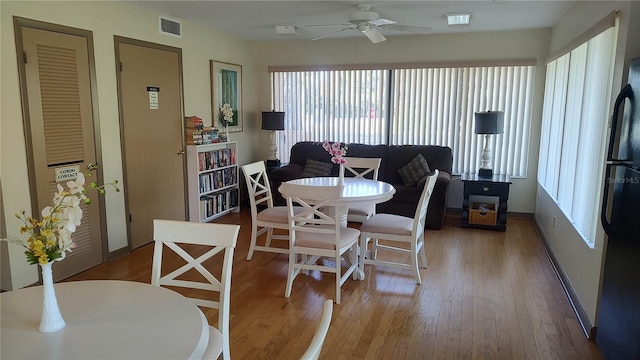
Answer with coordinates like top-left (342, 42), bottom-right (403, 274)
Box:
top-left (219, 103), bottom-right (234, 142)
top-left (202, 126), bottom-right (219, 144)
top-left (322, 140), bottom-right (348, 186)
top-left (185, 116), bottom-right (204, 145)
top-left (2, 167), bottom-right (119, 332)
top-left (474, 110), bottom-right (504, 178)
top-left (262, 111), bottom-right (285, 168)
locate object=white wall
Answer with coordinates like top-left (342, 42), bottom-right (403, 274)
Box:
top-left (0, 1), bottom-right (259, 289)
top-left (253, 29), bottom-right (551, 213)
top-left (535, 0), bottom-right (639, 327)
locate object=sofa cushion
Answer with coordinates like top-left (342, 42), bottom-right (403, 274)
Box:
top-left (289, 142), bottom-right (335, 166)
top-left (302, 159), bottom-right (333, 177)
top-left (398, 154), bottom-right (431, 186)
top-left (385, 145), bottom-right (453, 185)
top-left (269, 163), bottom-right (304, 183)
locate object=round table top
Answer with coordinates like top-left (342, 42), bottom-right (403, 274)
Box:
top-left (285, 177), bottom-right (396, 204)
top-left (0, 280), bottom-right (208, 360)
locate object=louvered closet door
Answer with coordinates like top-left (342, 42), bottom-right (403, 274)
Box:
top-left (22, 27), bottom-right (103, 280)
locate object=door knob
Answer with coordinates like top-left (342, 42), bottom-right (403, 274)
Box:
top-left (177, 150), bottom-right (185, 155)
top-left (87, 163), bottom-right (99, 171)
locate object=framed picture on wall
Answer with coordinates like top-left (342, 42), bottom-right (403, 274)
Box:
top-left (210, 60), bottom-right (243, 132)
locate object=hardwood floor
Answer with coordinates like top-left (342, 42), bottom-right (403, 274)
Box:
top-left (66, 209), bottom-right (602, 359)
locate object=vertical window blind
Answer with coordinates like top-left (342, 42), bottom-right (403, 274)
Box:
top-left (538, 24), bottom-right (618, 246)
top-left (272, 70), bottom-right (389, 151)
top-left (271, 63), bottom-right (535, 177)
top-left (390, 66), bottom-right (535, 176)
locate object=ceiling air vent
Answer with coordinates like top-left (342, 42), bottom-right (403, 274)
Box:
top-left (159, 16), bottom-right (182, 38)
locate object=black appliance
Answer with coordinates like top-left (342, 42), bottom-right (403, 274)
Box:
top-left (598, 57), bottom-right (640, 359)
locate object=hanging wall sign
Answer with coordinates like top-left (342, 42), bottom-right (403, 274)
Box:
top-left (147, 86), bottom-right (159, 110)
top-left (55, 165), bottom-right (80, 182)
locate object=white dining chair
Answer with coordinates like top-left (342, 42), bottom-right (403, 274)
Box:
top-left (300, 299), bottom-right (334, 360)
top-left (151, 219), bottom-right (240, 360)
top-left (279, 182), bottom-right (359, 304)
top-left (358, 170), bottom-right (439, 284)
top-left (343, 157), bottom-right (382, 223)
top-left (242, 161), bottom-right (301, 260)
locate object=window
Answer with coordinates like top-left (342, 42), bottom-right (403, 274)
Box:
top-left (271, 62), bottom-right (535, 177)
top-left (538, 23), bottom-right (618, 246)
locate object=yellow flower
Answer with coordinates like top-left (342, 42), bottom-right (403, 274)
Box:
top-left (2, 168), bottom-right (119, 265)
top-left (38, 254), bottom-right (49, 264)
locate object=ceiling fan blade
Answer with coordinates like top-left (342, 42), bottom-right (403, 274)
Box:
top-left (300, 23), bottom-right (352, 28)
top-left (385, 24), bottom-right (432, 35)
top-left (369, 18), bottom-right (396, 27)
top-left (362, 27), bottom-right (386, 44)
top-left (311, 27), bottom-right (354, 41)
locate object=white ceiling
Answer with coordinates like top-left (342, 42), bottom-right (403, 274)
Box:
top-left (126, 1), bottom-right (578, 42)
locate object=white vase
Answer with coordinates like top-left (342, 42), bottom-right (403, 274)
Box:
top-left (39, 261), bottom-right (65, 332)
top-left (225, 125), bottom-right (230, 142)
top-left (337, 164), bottom-right (345, 187)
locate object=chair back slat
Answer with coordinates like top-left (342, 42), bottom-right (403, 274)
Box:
top-left (279, 183), bottom-right (343, 239)
top-left (412, 170), bottom-right (439, 235)
top-left (343, 157), bottom-right (381, 180)
top-left (159, 279), bottom-right (219, 292)
top-left (153, 221), bottom-right (238, 247)
top-left (190, 298), bottom-right (218, 310)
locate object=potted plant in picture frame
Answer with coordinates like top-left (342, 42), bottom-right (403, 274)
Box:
top-left (211, 60), bottom-right (242, 135)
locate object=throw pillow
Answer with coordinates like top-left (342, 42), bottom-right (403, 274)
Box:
top-left (398, 154), bottom-right (431, 186)
top-left (302, 159), bottom-right (333, 178)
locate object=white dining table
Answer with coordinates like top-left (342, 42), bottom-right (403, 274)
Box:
top-left (283, 177), bottom-right (395, 223)
top-left (0, 280), bottom-right (210, 360)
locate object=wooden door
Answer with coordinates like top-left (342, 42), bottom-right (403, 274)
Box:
top-left (19, 25), bottom-right (105, 280)
top-left (116, 39), bottom-right (187, 249)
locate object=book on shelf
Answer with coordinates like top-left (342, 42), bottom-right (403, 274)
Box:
top-left (185, 116), bottom-right (203, 129)
top-left (185, 116), bottom-right (204, 145)
top-left (198, 189), bottom-right (237, 219)
top-left (186, 131), bottom-right (203, 145)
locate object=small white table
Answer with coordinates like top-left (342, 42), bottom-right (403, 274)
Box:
top-left (284, 177), bottom-right (396, 221)
top-left (1, 280), bottom-right (209, 360)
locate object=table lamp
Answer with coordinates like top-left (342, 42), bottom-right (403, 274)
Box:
top-left (474, 110), bottom-right (504, 178)
top-left (262, 111), bottom-right (285, 167)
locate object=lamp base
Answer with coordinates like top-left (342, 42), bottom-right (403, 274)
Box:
top-left (478, 168), bottom-right (493, 178)
top-left (266, 159), bottom-right (281, 168)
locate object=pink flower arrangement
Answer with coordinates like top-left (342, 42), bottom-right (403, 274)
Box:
top-left (322, 141), bottom-right (348, 164)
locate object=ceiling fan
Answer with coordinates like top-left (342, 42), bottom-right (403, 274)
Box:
top-left (301, 4), bottom-right (432, 44)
